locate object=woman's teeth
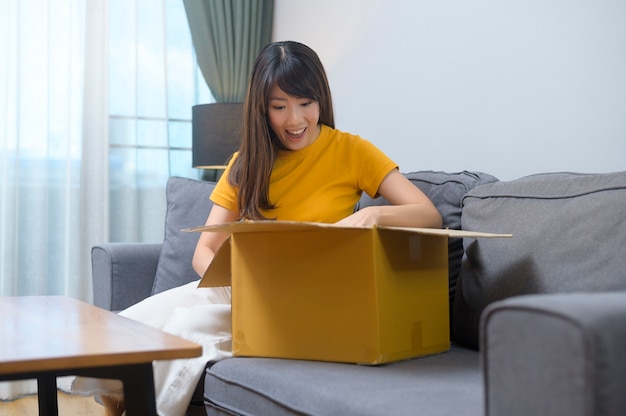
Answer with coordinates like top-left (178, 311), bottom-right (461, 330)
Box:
top-left (288, 128), bottom-right (305, 136)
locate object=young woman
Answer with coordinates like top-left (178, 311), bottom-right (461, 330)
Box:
top-left (74, 41), bottom-right (441, 416)
top-left (193, 41), bottom-right (441, 277)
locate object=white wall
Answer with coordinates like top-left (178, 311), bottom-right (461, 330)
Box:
top-left (272, 0), bottom-right (626, 180)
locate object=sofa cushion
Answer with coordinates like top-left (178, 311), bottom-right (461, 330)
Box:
top-left (358, 170), bottom-right (499, 306)
top-left (152, 177), bottom-right (216, 295)
top-left (453, 171), bottom-right (626, 349)
top-left (204, 345), bottom-right (482, 416)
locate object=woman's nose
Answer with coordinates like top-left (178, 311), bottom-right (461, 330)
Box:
top-left (287, 106), bottom-right (300, 124)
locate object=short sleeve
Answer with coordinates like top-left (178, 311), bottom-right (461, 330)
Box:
top-left (209, 153), bottom-right (239, 212)
top-left (352, 138), bottom-right (398, 198)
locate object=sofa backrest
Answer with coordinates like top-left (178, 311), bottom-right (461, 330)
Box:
top-left (152, 176), bottom-right (216, 295)
top-left (453, 171), bottom-right (626, 349)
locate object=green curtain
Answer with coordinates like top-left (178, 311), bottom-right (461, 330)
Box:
top-left (183, 0), bottom-right (274, 103)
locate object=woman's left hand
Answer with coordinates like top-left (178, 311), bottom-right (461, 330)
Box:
top-left (335, 206), bottom-right (381, 227)
top-left (334, 169), bottom-right (443, 229)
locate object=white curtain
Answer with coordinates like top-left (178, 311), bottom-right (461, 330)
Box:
top-left (0, 0), bottom-right (107, 301)
top-left (0, 0), bottom-right (207, 400)
top-left (0, 0), bottom-right (107, 400)
top-left (1, 0), bottom-right (207, 299)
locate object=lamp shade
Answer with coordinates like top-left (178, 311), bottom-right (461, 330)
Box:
top-left (192, 103), bottom-right (243, 168)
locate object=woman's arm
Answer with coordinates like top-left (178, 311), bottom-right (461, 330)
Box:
top-left (192, 204), bottom-right (239, 277)
top-left (336, 169), bottom-right (442, 228)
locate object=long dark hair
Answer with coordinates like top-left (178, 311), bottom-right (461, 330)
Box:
top-left (230, 41), bottom-right (335, 220)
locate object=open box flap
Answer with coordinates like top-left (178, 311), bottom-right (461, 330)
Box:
top-left (377, 225), bottom-right (512, 238)
top-left (185, 220), bottom-right (364, 234)
top-left (191, 221), bottom-right (511, 288)
top-left (184, 220), bottom-right (512, 238)
top-left (198, 238), bottom-right (232, 288)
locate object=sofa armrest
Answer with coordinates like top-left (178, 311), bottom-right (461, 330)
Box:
top-left (481, 292), bottom-right (626, 416)
top-left (92, 243), bottom-right (162, 311)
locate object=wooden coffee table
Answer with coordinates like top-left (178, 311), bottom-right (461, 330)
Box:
top-left (0, 296), bottom-right (202, 416)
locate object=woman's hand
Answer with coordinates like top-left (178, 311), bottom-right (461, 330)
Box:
top-left (335, 169), bottom-right (442, 229)
top-left (192, 204), bottom-right (239, 277)
top-left (335, 206), bottom-right (381, 227)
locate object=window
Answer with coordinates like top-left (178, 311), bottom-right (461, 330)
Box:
top-left (108, 0), bottom-right (213, 242)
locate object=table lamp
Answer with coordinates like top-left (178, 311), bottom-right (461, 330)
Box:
top-left (192, 103), bottom-right (243, 170)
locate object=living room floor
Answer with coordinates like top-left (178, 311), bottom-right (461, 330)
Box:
top-left (0, 391), bottom-right (208, 415)
top-left (0, 391), bottom-right (103, 415)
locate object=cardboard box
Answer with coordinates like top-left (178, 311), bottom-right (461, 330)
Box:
top-left (187, 221), bottom-right (510, 365)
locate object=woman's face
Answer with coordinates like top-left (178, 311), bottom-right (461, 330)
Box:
top-left (267, 85), bottom-right (321, 151)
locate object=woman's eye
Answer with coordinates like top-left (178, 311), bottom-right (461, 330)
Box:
top-left (301, 101), bottom-right (312, 107)
top-left (272, 105), bottom-right (285, 110)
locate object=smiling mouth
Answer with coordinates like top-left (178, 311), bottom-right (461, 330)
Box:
top-left (286, 128), bottom-right (306, 139)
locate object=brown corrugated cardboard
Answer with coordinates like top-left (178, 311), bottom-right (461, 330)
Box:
top-left (186, 221), bottom-right (510, 364)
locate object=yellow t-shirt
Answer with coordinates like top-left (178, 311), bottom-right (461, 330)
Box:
top-left (210, 124), bottom-right (398, 223)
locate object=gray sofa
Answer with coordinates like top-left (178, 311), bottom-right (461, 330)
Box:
top-left (92, 170), bottom-right (626, 416)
